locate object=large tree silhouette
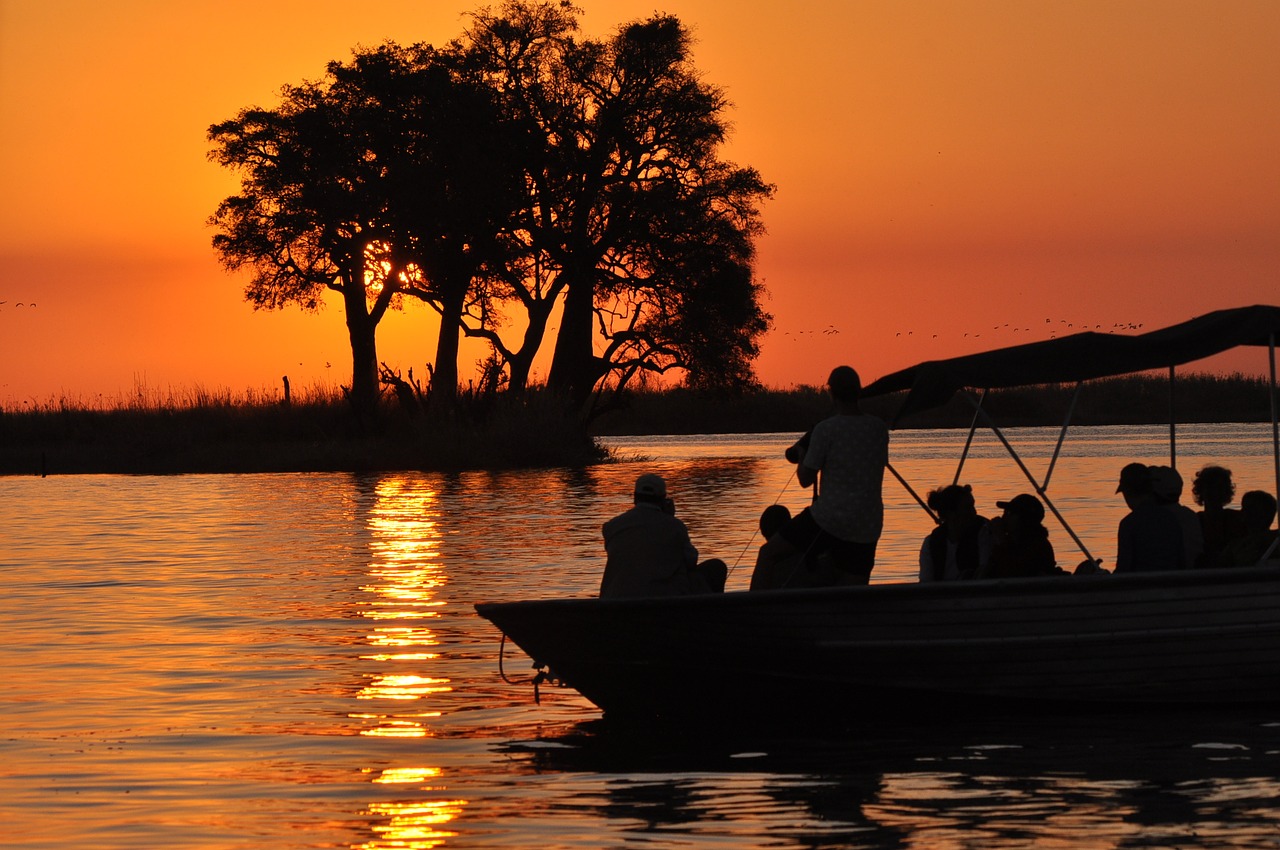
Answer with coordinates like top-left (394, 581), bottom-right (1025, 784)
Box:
top-left (595, 162), bottom-right (771, 395)
top-left (209, 73), bottom-right (401, 418)
top-left (330, 44), bottom-right (527, 404)
top-left (460, 3), bottom-right (774, 404)
top-left (210, 2), bottom-right (772, 416)
top-left (209, 44), bottom-right (524, 414)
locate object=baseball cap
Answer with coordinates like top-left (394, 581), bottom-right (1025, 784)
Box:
top-left (634, 473), bottom-right (667, 500)
top-left (996, 493), bottom-right (1045, 524)
top-left (1116, 462), bottom-right (1150, 494)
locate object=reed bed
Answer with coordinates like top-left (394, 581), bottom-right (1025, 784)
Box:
top-left (1, 372), bottom-right (1271, 475)
top-left (0, 384), bottom-right (606, 476)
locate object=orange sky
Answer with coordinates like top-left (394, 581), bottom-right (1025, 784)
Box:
top-left (2, 0), bottom-right (1278, 406)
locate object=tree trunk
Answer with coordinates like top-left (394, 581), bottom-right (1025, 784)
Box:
top-left (342, 274), bottom-right (380, 421)
top-left (431, 284), bottom-right (466, 405)
top-left (547, 273), bottom-right (600, 406)
top-left (506, 297), bottom-right (557, 394)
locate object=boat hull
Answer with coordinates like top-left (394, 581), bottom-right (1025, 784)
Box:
top-left (476, 566), bottom-right (1280, 720)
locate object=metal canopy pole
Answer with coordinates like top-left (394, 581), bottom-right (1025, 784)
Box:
top-left (1169, 365), bottom-right (1178, 471)
top-left (1271, 333), bottom-right (1279, 506)
top-left (953, 388), bottom-right (988, 486)
top-left (1042, 382), bottom-right (1082, 492)
top-left (964, 392), bottom-right (1096, 565)
top-left (1258, 333), bottom-right (1280, 565)
top-left (887, 461), bottom-right (935, 521)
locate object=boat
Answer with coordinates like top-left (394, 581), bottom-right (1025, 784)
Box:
top-left (475, 305), bottom-right (1280, 721)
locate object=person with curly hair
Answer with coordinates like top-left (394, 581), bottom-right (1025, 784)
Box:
top-left (1192, 465), bottom-right (1245, 568)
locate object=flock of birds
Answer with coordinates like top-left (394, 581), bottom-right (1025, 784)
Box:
top-left (0, 300), bottom-right (37, 310)
top-left (779, 319), bottom-right (1147, 343)
top-left (780, 324), bottom-right (842, 339)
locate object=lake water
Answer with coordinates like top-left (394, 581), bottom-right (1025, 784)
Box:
top-left (4, 424), bottom-right (1280, 849)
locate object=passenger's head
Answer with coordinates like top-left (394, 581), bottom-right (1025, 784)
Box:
top-left (1116, 462), bottom-right (1152, 507)
top-left (926, 484), bottom-right (976, 522)
top-left (1149, 466), bottom-right (1184, 504)
top-left (996, 493), bottom-right (1045, 530)
top-left (759, 504), bottom-right (792, 540)
top-left (827, 366), bottom-right (861, 403)
top-left (633, 473), bottom-right (667, 505)
top-left (1192, 465), bottom-right (1236, 509)
top-left (1239, 490), bottom-right (1278, 532)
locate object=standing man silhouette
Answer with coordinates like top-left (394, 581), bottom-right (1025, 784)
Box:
top-left (751, 366), bottom-right (889, 589)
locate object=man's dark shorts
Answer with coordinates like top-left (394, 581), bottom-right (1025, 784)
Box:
top-left (779, 507), bottom-right (876, 583)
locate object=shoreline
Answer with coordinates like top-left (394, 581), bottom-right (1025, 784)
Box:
top-left (2, 374), bottom-right (1273, 476)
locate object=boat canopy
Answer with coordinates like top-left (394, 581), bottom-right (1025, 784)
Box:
top-left (861, 304), bottom-right (1280, 567)
top-left (862, 304), bottom-right (1280, 422)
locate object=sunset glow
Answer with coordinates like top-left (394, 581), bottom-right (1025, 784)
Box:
top-left (2, 1), bottom-right (1277, 404)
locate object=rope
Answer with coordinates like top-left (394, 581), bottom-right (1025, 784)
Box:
top-left (499, 632), bottom-right (550, 704)
top-left (498, 632), bottom-right (521, 684)
top-left (778, 533), bottom-right (826, 588)
top-left (726, 471), bottom-right (796, 576)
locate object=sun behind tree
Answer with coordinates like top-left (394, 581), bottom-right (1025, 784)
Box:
top-left (208, 1), bottom-right (773, 422)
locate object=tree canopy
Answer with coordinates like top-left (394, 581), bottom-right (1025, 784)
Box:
top-left (208, 1), bottom-right (773, 418)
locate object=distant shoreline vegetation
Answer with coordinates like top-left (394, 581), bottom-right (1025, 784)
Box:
top-left (594, 372), bottom-right (1279, 436)
top-left (0, 372), bottom-right (1273, 476)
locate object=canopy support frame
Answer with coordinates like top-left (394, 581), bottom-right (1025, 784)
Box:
top-left (889, 384), bottom-right (1097, 566)
top-left (960, 391), bottom-right (1096, 567)
top-left (1261, 334), bottom-right (1280, 564)
top-left (1042, 381), bottom-right (1083, 492)
top-left (1271, 332), bottom-right (1279, 508)
top-left (952, 389), bottom-right (988, 486)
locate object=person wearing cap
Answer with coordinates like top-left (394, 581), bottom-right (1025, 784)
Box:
top-left (600, 473), bottom-right (726, 598)
top-left (1149, 465), bottom-right (1204, 570)
top-left (1114, 462), bottom-right (1186, 573)
top-left (977, 493), bottom-right (1062, 579)
top-left (751, 365), bottom-right (889, 590)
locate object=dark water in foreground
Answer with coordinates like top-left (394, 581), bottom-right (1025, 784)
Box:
top-left (3, 425), bottom-right (1280, 848)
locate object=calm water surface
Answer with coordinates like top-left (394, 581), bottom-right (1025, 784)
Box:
top-left (4, 425), bottom-right (1280, 848)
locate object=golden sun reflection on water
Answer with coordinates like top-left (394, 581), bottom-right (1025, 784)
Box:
top-left (353, 478), bottom-right (472, 849)
top-left (372, 767), bottom-right (444, 784)
top-left (353, 478), bottom-right (453, 737)
top-left (358, 674), bottom-right (453, 701)
top-left (357, 798), bottom-right (468, 850)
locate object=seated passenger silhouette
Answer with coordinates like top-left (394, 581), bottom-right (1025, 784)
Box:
top-left (600, 473), bottom-right (726, 598)
top-left (1193, 465), bottom-right (1245, 567)
top-left (1149, 465), bottom-right (1204, 569)
top-left (977, 493), bottom-right (1062, 579)
top-left (1217, 490), bottom-right (1279, 568)
top-left (1114, 463), bottom-right (1185, 573)
top-left (918, 484), bottom-right (989, 582)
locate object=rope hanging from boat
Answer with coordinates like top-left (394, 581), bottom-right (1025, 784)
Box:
top-left (726, 470), bottom-right (795, 576)
top-left (498, 632), bottom-right (551, 704)
top-left (498, 632), bottom-right (519, 684)
top-left (496, 629), bottom-right (552, 701)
